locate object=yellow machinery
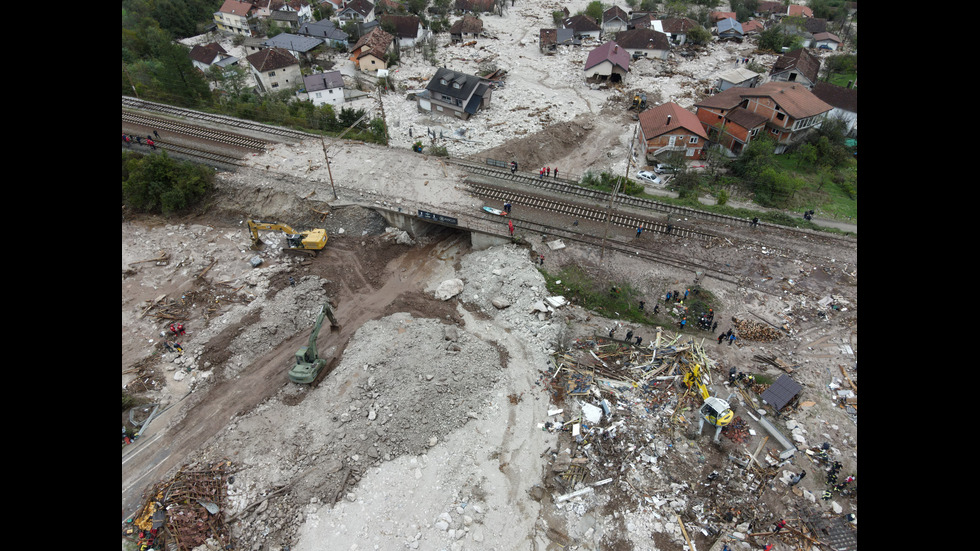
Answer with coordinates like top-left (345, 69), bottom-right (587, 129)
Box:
top-left (247, 220), bottom-right (327, 255)
top-left (683, 363), bottom-right (735, 443)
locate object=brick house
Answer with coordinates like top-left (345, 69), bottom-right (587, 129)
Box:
top-left (693, 81), bottom-right (832, 155)
top-left (636, 102), bottom-right (708, 162)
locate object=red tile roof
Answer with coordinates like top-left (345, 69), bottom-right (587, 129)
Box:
top-left (639, 102), bottom-right (708, 140)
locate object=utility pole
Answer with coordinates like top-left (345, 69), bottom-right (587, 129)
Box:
top-left (599, 123), bottom-right (639, 264)
top-left (320, 134), bottom-right (339, 200)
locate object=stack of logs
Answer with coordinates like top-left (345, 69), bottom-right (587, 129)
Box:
top-left (733, 318), bottom-right (783, 342)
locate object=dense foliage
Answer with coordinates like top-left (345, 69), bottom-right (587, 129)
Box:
top-left (122, 151), bottom-right (215, 215)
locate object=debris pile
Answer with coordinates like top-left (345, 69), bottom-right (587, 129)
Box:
top-left (124, 461), bottom-right (236, 551)
top-left (537, 329), bottom-right (811, 547)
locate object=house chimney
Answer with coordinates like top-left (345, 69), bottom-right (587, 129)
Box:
top-left (613, 45), bottom-right (618, 53)
top-left (666, 115), bottom-right (671, 124)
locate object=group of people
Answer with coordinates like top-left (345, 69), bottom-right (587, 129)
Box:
top-left (802, 209), bottom-right (815, 221)
top-left (717, 328), bottom-right (737, 346)
top-left (608, 325), bottom-right (643, 347)
top-left (696, 309), bottom-right (716, 331)
top-left (538, 166), bottom-right (559, 179)
top-left (123, 129), bottom-right (160, 150)
top-left (162, 321), bottom-right (187, 356)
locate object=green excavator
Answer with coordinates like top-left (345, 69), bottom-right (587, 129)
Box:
top-left (288, 301), bottom-right (339, 384)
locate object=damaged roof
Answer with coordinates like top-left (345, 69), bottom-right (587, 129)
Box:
top-left (760, 374), bottom-right (802, 411)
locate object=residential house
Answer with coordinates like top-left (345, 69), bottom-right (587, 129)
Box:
top-left (709, 11), bottom-right (736, 24)
top-left (563, 14), bottom-right (602, 41)
top-left (768, 48), bottom-right (820, 89)
top-left (348, 26), bottom-right (394, 72)
top-left (319, 0), bottom-right (345, 13)
top-left (629, 12), bottom-right (655, 30)
top-left (303, 70), bottom-right (345, 108)
top-left (602, 6), bottom-right (629, 33)
top-left (637, 102), bottom-right (709, 161)
top-left (715, 67), bottom-right (761, 91)
top-left (754, 1), bottom-right (785, 19)
top-left (189, 43), bottom-right (231, 71)
top-left (263, 32), bottom-right (323, 59)
top-left (811, 81), bottom-right (857, 136)
top-left (803, 17), bottom-right (828, 34)
top-left (270, 9), bottom-right (300, 30)
top-left (454, 0), bottom-right (494, 13)
top-left (449, 15), bottom-right (483, 43)
top-left (741, 19), bottom-right (764, 35)
top-left (243, 36), bottom-right (268, 54)
top-left (382, 14), bottom-right (429, 48)
top-left (246, 47), bottom-right (302, 92)
top-left (214, 0), bottom-right (256, 37)
top-left (539, 28), bottom-right (578, 54)
top-left (583, 40), bottom-right (629, 82)
top-left (716, 18), bottom-right (744, 40)
top-left (614, 28), bottom-right (671, 60)
top-left (298, 19), bottom-right (349, 48)
top-left (812, 31), bottom-right (842, 50)
top-left (660, 17), bottom-right (699, 45)
top-left (253, 0), bottom-right (312, 22)
top-left (337, 0), bottom-right (375, 23)
top-left (694, 81), bottom-right (832, 155)
top-left (787, 4), bottom-right (813, 18)
top-left (417, 67), bottom-right (492, 120)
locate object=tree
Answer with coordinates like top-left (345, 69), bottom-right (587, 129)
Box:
top-left (584, 1), bottom-right (603, 22)
top-left (685, 25), bottom-right (712, 45)
top-left (122, 151), bottom-right (215, 215)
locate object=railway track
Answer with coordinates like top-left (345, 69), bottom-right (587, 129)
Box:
top-left (467, 181), bottom-right (717, 242)
top-left (122, 111), bottom-right (269, 151)
top-left (452, 158), bottom-right (856, 251)
top-left (122, 139), bottom-right (247, 167)
top-left (122, 96), bottom-right (315, 142)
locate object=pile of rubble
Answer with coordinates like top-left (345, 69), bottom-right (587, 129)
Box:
top-left (531, 328), bottom-right (855, 549)
top-left (124, 460), bottom-right (236, 551)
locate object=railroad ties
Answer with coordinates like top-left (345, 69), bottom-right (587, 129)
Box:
top-left (122, 96), bottom-right (314, 143)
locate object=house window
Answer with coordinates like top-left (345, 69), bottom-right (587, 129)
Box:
top-left (441, 94), bottom-right (453, 102)
top-left (453, 82), bottom-right (461, 89)
top-left (440, 79), bottom-right (447, 85)
top-left (269, 71), bottom-right (276, 76)
top-left (749, 128), bottom-right (759, 137)
top-left (272, 83), bottom-right (279, 88)
top-left (688, 136), bottom-right (698, 144)
top-left (776, 112), bottom-right (784, 121)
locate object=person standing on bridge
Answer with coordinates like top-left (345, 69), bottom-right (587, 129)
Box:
top-left (554, 167), bottom-right (559, 179)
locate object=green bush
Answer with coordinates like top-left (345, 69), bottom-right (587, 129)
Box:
top-left (122, 151), bottom-right (214, 215)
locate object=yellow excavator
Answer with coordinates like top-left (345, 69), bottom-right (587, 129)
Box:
top-left (683, 363), bottom-right (735, 443)
top-left (247, 220), bottom-right (327, 256)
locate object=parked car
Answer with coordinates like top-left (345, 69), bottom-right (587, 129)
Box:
top-left (654, 163), bottom-right (677, 174)
top-left (635, 170), bottom-right (663, 185)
